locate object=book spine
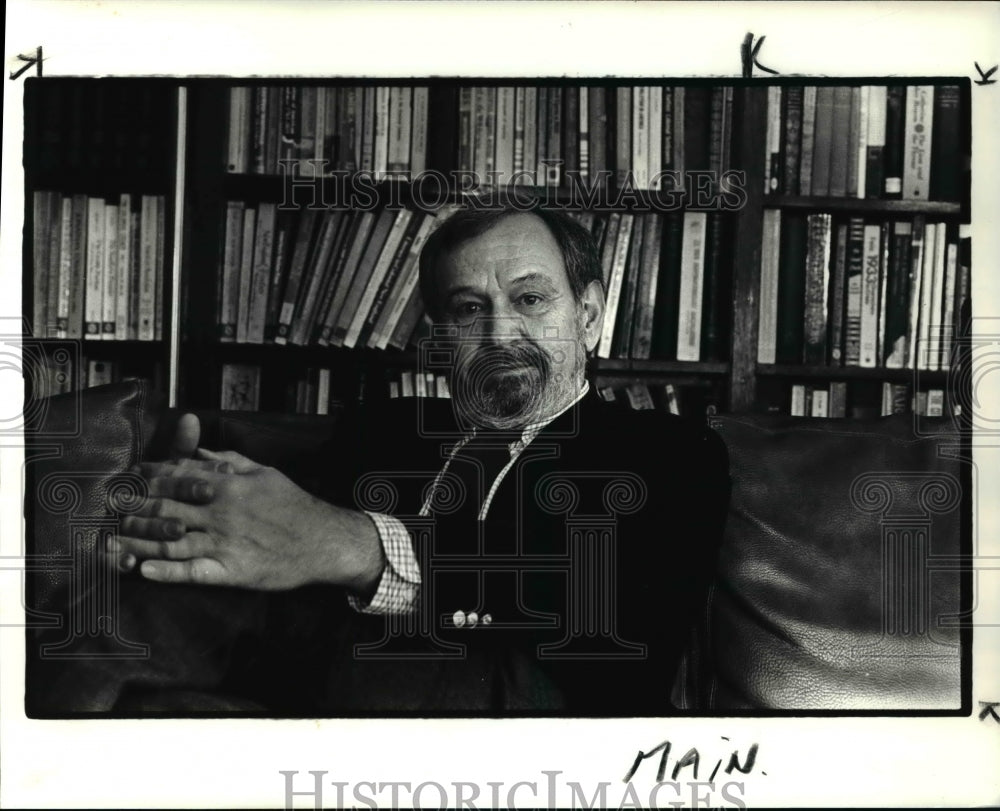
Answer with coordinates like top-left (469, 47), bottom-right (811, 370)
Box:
top-left (578, 86), bottom-right (590, 181)
top-left (387, 87), bottom-right (412, 176)
top-left (846, 87), bottom-right (863, 198)
top-left (101, 203), bottom-right (118, 340)
top-left (44, 193), bottom-right (63, 339)
top-left (940, 237), bottom-right (958, 370)
top-left (357, 211), bottom-right (423, 348)
top-left (811, 388), bottom-right (829, 418)
top-left (598, 211), bottom-right (621, 288)
top-left (843, 218), bottom-right (865, 365)
top-left (115, 194), bottom-right (131, 343)
top-left (926, 221), bottom-right (947, 371)
top-left (275, 208), bottom-right (318, 344)
top-left (251, 87), bottom-right (268, 175)
top-left (56, 197), bottom-right (73, 338)
top-left (128, 206), bottom-right (140, 341)
top-left (246, 202), bottom-right (276, 344)
top-left (387, 284), bottom-right (425, 351)
top-left (630, 213), bottom-right (663, 359)
top-left (457, 86), bottom-right (474, 174)
top-left (561, 84), bottom-right (579, 184)
top-left (360, 87), bottom-right (375, 174)
top-left (930, 85), bottom-right (961, 201)
top-left (615, 87), bottom-right (631, 187)
top-left (676, 212), bottom-right (708, 362)
top-left (828, 87), bottom-right (853, 197)
top-left (373, 86), bottom-right (390, 179)
top-left (776, 213), bottom-right (807, 364)
top-left (798, 86), bottom-right (818, 196)
top-left (67, 195), bottom-right (88, 340)
top-left (631, 86), bottom-right (649, 189)
top-left (829, 380), bottom-right (848, 417)
top-left (905, 216), bottom-right (926, 370)
top-left (513, 87), bottom-right (526, 180)
top-left (495, 87), bottom-right (515, 185)
top-left (646, 86), bottom-right (662, 189)
top-left (334, 208), bottom-right (400, 346)
top-left (137, 195), bottom-right (157, 342)
top-left (227, 87), bottom-right (250, 173)
top-left (876, 221), bottom-right (890, 364)
top-left (265, 86), bottom-right (282, 174)
top-left (317, 211), bottom-right (376, 345)
top-left (827, 223), bottom-right (848, 366)
top-left (520, 88), bottom-right (538, 186)
top-left (371, 213), bottom-right (436, 349)
top-left (859, 223), bottom-right (882, 368)
top-left (84, 198), bottom-right (105, 339)
top-left (865, 86), bottom-right (887, 199)
top-left (597, 212), bottom-right (634, 357)
top-left (790, 384), bottom-right (806, 416)
top-left (289, 210), bottom-right (341, 346)
top-left (883, 221), bottom-right (912, 369)
top-left (235, 207), bottom-right (257, 343)
top-left (154, 196), bottom-right (165, 341)
top-left (756, 209), bottom-right (781, 365)
top-left (264, 213), bottom-right (291, 342)
top-left (810, 87), bottom-right (835, 196)
top-left (545, 87), bottom-right (561, 186)
top-left (765, 85), bottom-right (781, 194)
top-left (612, 213), bottom-right (645, 358)
top-left (883, 86), bottom-right (906, 197)
top-left (802, 213), bottom-right (832, 365)
top-left (31, 191), bottom-right (51, 336)
top-left (782, 86), bottom-right (803, 196)
top-left (219, 201), bottom-right (245, 342)
top-left (671, 87), bottom-right (685, 179)
top-left (902, 85), bottom-right (934, 200)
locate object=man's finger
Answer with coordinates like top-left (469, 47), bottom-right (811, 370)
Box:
top-left (170, 413), bottom-right (201, 461)
top-left (119, 514), bottom-right (186, 541)
top-left (140, 557), bottom-right (227, 586)
top-left (146, 475), bottom-right (217, 503)
top-left (136, 458), bottom-right (233, 479)
top-left (111, 531), bottom-right (214, 563)
top-left (196, 448), bottom-right (261, 474)
top-left (130, 496), bottom-right (204, 528)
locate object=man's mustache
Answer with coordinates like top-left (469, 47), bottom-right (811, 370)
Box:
top-left (456, 340), bottom-right (552, 383)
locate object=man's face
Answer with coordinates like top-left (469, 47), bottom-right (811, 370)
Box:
top-left (432, 213), bottom-right (604, 430)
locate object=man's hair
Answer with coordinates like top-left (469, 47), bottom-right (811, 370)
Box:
top-left (418, 202), bottom-right (605, 320)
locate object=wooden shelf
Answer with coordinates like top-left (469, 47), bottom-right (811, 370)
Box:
top-left (764, 195), bottom-right (964, 217)
top-left (593, 359), bottom-right (728, 375)
top-left (758, 364), bottom-right (950, 384)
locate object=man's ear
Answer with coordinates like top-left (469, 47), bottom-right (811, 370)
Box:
top-left (580, 279), bottom-right (606, 354)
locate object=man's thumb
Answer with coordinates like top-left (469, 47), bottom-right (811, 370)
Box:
top-left (170, 413), bottom-right (201, 460)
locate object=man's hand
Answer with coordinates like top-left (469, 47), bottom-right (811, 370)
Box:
top-left (114, 448), bottom-right (386, 595)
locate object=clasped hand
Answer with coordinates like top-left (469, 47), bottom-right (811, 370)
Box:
top-left (111, 414), bottom-right (384, 595)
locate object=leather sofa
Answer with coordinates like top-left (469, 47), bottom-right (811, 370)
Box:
top-left (22, 379), bottom-right (966, 715)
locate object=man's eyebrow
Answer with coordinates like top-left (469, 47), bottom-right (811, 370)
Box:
top-left (508, 272), bottom-right (558, 288)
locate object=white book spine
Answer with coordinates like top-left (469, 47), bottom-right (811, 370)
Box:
top-left (811, 388), bottom-right (829, 418)
top-left (138, 195), bottom-right (157, 341)
top-left (246, 202), bottom-right (276, 344)
top-left (926, 222), bottom-right (947, 371)
top-left (84, 198), bottom-right (105, 339)
top-left (765, 86), bottom-right (781, 193)
top-left (631, 87), bottom-right (648, 189)
top-left (410, 87), bottom-right (429, 176)
top-left (676, 212), bottom-right (708, 362)
top-left (856, 86), bottom-right (870, 199)
top-left (917, 222), bottom-right (937, 370)
top-left (646, 86), bottom-right (662, 190)
top-left (115, 195), bottom-right (131, 342)
top-left (57, 197), bottom-right (73, 338)
top-left (790, 384), bottom-right (806, 416)
top-left (941, 240), bottom-right (958, 370)
top-left (101, 204), bottom-right (118, 340)
top-left (902, 85), bottom-right (934, 200)
top-left (757, 209), bottom-right (781, 364)
top-left (578, 86), bottom-right (590, 181)
top-left (859, 224), bottom-right (881, 368)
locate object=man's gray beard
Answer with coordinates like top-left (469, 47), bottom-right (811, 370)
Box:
top-left (450, 341), bottom-right (553, 431)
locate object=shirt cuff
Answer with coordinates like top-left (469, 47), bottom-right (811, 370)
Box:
top-left (347, 512), bottom-right (422, 615)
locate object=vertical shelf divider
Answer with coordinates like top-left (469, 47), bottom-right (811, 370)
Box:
top-left (169, 86), bottom-right (188, 408)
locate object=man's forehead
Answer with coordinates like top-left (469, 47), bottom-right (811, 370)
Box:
top-left (442, 214), bottom-right (566, 284)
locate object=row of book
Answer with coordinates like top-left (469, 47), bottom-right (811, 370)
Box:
top-left (32, 356), bottom-right (165, 399)
top-left (27, 80), bottom-right (173, 177)
top-left (225, 85), bottom-right (736, 190)
top-left (763, 85), bottom-right (964, 201)
top-left (217, 202), bottom-right (449, 350)
top-left (31, 191), bottom-right (168, 341)
top-left (218, 202), bottom-right (730, 363)
top-left (756, 211), bottom-right (970, 371)
top-left (787, 382), bottom-right (952, 418)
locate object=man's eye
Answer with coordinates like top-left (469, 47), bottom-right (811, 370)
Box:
top-left (455, 302), bottom-right (482, 317)
top-left (519, 294), bottom-right (544, 307)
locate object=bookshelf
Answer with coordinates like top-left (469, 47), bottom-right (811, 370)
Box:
top-left (23, 79), bottom-right (971, 419)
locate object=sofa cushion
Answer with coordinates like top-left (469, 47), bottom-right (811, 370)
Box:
top-left (697, 413), bottom-right (964, 710)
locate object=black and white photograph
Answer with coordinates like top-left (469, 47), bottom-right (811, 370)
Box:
top-left (2, 1), bottom-right (998, 808)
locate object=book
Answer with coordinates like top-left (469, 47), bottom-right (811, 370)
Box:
top-left (798, 86), bottom-right (818, 196)
top-left (373, 86), bottom-right (390, 179)
top-left (631, 86), bottom-right (649, 189)
top-left (495, 87), bottom-right (515, 184)
top-left (520, 87), bottom-right (539, 186)
top-left (810, 86), bottom-right (835, 196)
top-left (287, 209), bottom-right (344, 345)
top-left (925, 221), bottom-right (947, 371)
top-left (218, 200), bottom-right (245, 342)
top-left (883, 86), bottom-right (906, 197)
top-left (811, 387), bottom-right (829, 418)
top-left (647, 86), bottom-right (662, 189)
top-left (876, 222), bottom-right (890, 365)
top-left (220, 363), bottom-right (261, 411)
top-left (274, 208), bottom-right (320, 344)
top-left (651, 213), bottom-right (683, 360)
top-left (865, 86), bottom-right (887, 199)
top-left (842, 217), bottom-right (866, 366)
top-left (847, 86), bottom-right (864, 198)
top-left (926, 388), bottom-right (945, 417)
top-left (905, 216), bottom-right (926, 371)
top-left (264, 211), bottom-right (294, 342)
top-left (308, 210), bottom-right (362, 344)
top-left (676, 211), bottom-right (708, 362)
top-left (588, 87), bottom-right (607, 184)
top-left (545, 88), bottom-right (562, 186)
top-left (612, 212), bottom-right (645, 358)
top-left (513, 87), bottom-right (526, 179)
top-left (940, 237), bottom-right (958, 370)
top-left (829, 381), bottom-right (848, 417)
top-left (670, 87), bottom-right (685, 180)
top-left (245, 202), bottom-right (276, 344)
top-left (598, 211), bottom-right (621, 289)
top-left (457, 87), bottom-right (474, 174)
top-left (562, 85), bottom-right (579, 183)
top-left (757, 208), bottom-right (782, 365)
top-left (360, 87), bottom-right (376, 173)
top-left (764, 85), bottom-right (781, 193)
top-left (387, 284), bottom-right (425, 351)
top-left (615, 87), bottom-right (631, 187)
top-left (828, 87), bottom-right (853, 197)
top-left (930, 85), bottom-right (962, 201)
top-left (84, 197), bottom-right (105, 339)
top-left (31, 191), bottom-right (53, 337)
top-left (828, 222), bottom-right (848, 366)
top-left (776, 213), bottom-right (808, 365)
top-left (154, 196), bottom-right (165, 341)
top-left (67, 194), bottom-right (88, 340)
top-left (115, 194), bottom-right (132, 343)
top-left (317, 210), bottom-right (377, 345)
top-left (387, 86), bottom-right (412, 176)
top-left (883, 221), bottom-right (912, 369)
top-left (902, 85), bottom-right (934, 200)
top-left (630, 213), bottom-right (663, 359)
top-left (802, 213), bottom-right (832, 365)
top-left (597, 212), bottom-right (634, 358)
top-left (101, 202), bottom-right (119, 340)
top-left (625, 383), bottom-right (655, 410)
top-left (790, 383), bottom-right (806, 416)
top-left (781, 86), bottom-right (803, 196)
top-left (859, 224), bottom-right (882, 368)
top-left (137, 195), bottom-right (159, 342)
top-left (700, 212), bottom-right (729, 362)
top-left (235, 206), bottom-right (257, 343)
top-left (55, 196), bottom-right (73, 338)
top-left (227, 87), bottom-right (250, 173)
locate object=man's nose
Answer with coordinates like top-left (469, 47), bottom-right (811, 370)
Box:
top-left (470, 314), bottom-right (527, 344)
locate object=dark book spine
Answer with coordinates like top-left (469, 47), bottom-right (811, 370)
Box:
top-left (264, 213), bottom-right (292, 343)
top-left (930, 85), bottom-right (962, 201)
top-left (775, 213), bottom-right (808, 364)
top-left (651, 213), bottom-right (683, 360)
top-left (810, 87), bottom-right (835, 196)
top-left (612, 214), bottom-right (645, 358)
top-left (700, 212), bottom-right (729, 362)
top-left (802, 213), bottom-right (832, 365)
top-left (865, 86), bottom-right (887, 200)
top-left (883, 221), bottom-right (912, 368)
top-left (426, 86), bottom-right (458, 175)
top-left (562, 85), bottom-right (579, 186)
top-left (883, 85), bottom-right (906, 198)
top-left (827, 222), bottom-right (848, 366)
top-left (588, 87), bottom-right (607, 183)
top-left (828, 87), bottom-right (853, 197)
top-left (683, 87), bottom-right (711, 171)
top-left (782, 86), bottom-right (804, 196)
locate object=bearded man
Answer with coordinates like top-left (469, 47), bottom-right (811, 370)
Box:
top-left (112, 205), bottom-right (730, 714)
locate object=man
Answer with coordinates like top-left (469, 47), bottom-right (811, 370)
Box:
top-left (112, 205), bottom-right (730, 714)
